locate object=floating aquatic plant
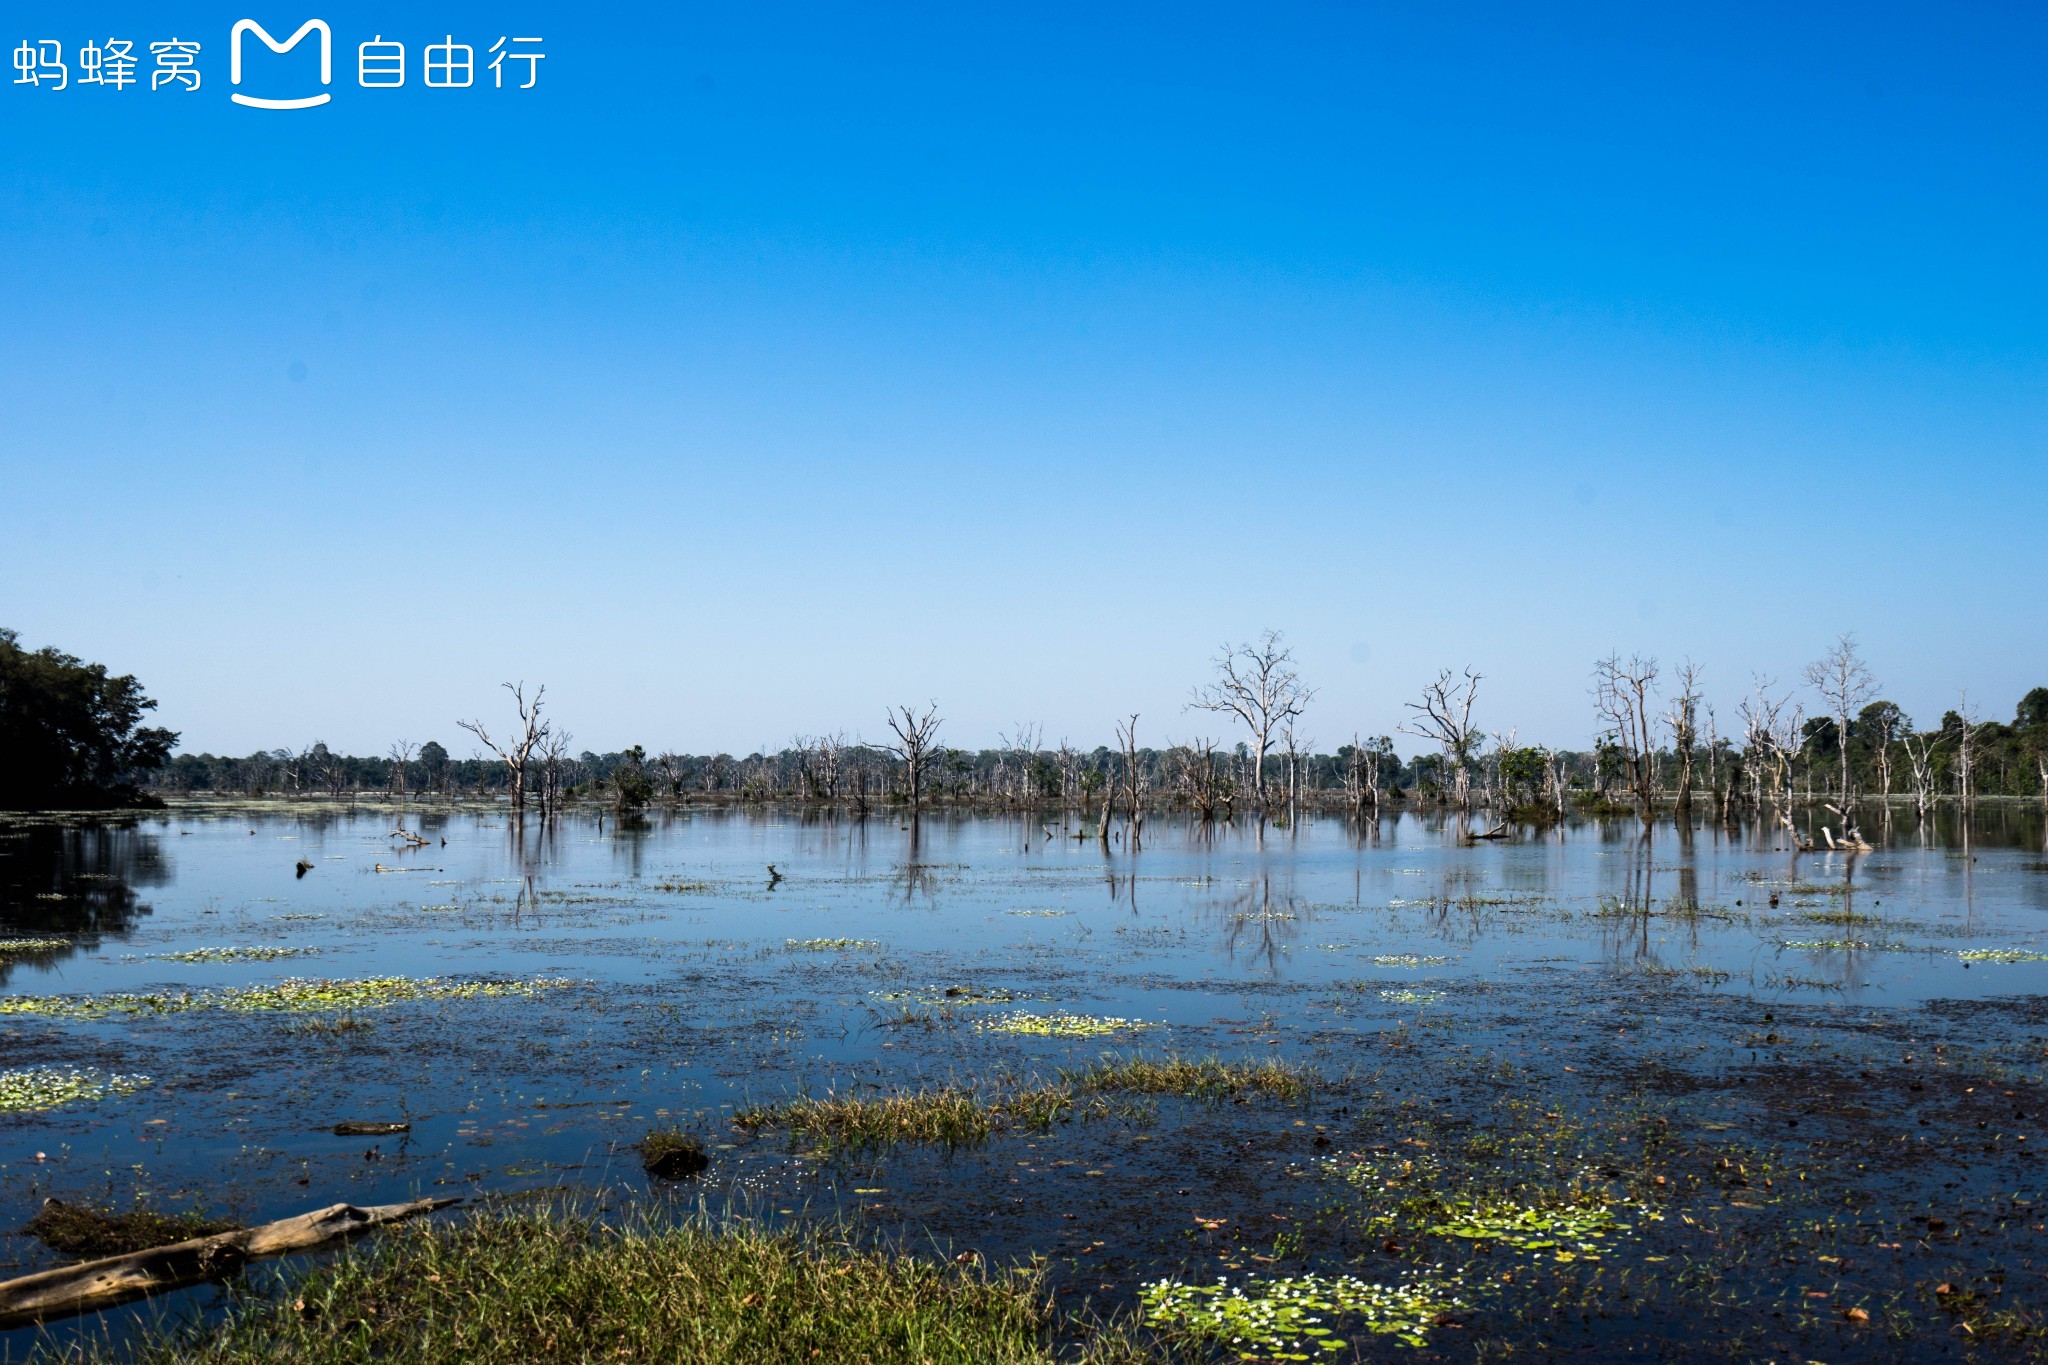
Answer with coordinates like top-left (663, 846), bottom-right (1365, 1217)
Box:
top-left (1141, 1271), bottom-right (1464, 1354)
top-left (872, 985), bottom-right (1021, 1007)
top-left (784, 938), bottom-right (880, 951)
top-left (0, 1066), bottom-right (152, 1113)
top-left (975, 1011), bottom-right (1152, 1038)
top-left (1371, 954), bottom-right (1451, 968)
top-left (1005, 909), bottom-right (1071, 917)
top-left (140, 945), bottom-right (320, 963)
top-left (0, 938), bottom-right (69, 957)
top-left (1958, 948), bottom-right (2048, 964)
top-left (1423, 1197), bottom-right (1654, 1261)
top-left (0, 976), bottom-right (576, 1019)
top-left (1379, 988), bottom-right (1445, 1006)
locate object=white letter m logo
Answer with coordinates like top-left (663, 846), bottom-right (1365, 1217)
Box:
top-left (230, 19), bottom-right (332, 108)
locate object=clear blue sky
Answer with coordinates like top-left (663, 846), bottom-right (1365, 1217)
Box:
top-left (3, 2), bottom-right (2043, 757)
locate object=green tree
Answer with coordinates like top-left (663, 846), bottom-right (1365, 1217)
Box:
top-left (0, 628), bottom-right (177, 809)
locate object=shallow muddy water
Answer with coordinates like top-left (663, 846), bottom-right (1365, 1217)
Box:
top-left (5, 802), bottom-right (2048, 1359)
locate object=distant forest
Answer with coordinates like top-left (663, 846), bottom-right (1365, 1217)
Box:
top-left (7, 623), bottom-right (2043, 818)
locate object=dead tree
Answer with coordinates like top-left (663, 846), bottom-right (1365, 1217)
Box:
top-left (1592, 655), bottom-right (1659, 820)
top-left (1900, 726), bottom-right (1941, 819)
top-left (882, 702), bottom-right (944, 815)
top-left (1189, 630), bottom-right (1314, 818)
top-left (386, 740), bottom-right (415, 795)
top-left (537, 729), bottom-right (573, 819)
top-left (1954, 692), bottom-right (1981, 810)
top-left (1803, 634), bottom-right (1877, 816)
top-left (1663, 660), bottom-right (1702, 812)
top-left (1115, 714), bottom-right (1143, 846)
top-left (1401, 668), bottom-right (1482, 809)
top-left (458, 682), bottom-right (549, 814)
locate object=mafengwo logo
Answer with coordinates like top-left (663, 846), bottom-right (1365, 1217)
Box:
top-left (230, 18), bottom-right (330, 108)
top-left (11, 19), bottom-right (545, 106)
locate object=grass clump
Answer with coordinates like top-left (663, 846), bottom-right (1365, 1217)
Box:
top-left (642, 1129), bottom-right (709, 1178)
top-left (976, 1011), bottom-right (1152, 1039)
top-left (1141, 1271), bottom-right (1465, 1353)
top-left (735, 1085), bottom-right (1072, 1147)
top-left (84, 1209), bottom-right (1156, 1364)
top-left (0, 1066), bottom-right (150, 1112)
top-left (1065, 1054), bottom-right (1315, 1103)
top-left (23, 1197), bottom-right (240, 1257)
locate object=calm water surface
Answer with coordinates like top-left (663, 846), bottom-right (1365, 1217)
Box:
top-left (4, 802), bottom-right (2048, 1358)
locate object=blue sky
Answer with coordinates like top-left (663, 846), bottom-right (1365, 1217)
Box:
top-left (3, 2), bottom-right (2043, 757)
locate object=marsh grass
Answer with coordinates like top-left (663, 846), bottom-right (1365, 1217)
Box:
top-left (735, 1085), bottom-right (1074, 1147)
top-left (1064, 1054), bottom-right (1315, 1103)
top-left (67, 1209), bottom-right (1162, 1365)
top-left (23, 1197), bottom-right (240, 1258)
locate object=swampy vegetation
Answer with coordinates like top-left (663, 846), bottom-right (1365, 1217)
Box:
top-left (4, 802), bottom-right (2048, 1361)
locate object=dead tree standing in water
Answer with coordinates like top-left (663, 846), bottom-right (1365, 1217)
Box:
top-left (1663, 661), bottom-right (1702, 813)
top-left (1189, 630), bottom-right (1313, 820)
top-left (1803, 634), bottom-right (1877, 817)
top-left (1115, 714), bottom-right (1143, 848)
top-left (458, 683), bottom-right (549, 815)
top-left (386, 740), bottom-right (415, 796)
top-left (1592, 655), bottom-right (1659, 822)
top-left (882, 702), bottom-right (944, 816)
top-left (1401, 669), bottom-right (1482, 809)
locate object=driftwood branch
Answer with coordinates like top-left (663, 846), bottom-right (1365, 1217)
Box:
top-left (0, 1197), bottom-right (457, 1328)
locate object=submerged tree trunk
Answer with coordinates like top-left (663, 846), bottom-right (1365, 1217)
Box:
top-left (0, 1198), bottom-right (456, 1328)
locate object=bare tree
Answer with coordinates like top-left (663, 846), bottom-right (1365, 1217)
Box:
top-left (1592, 655), bottom-right (1659, 820)
top-left (1803, 634), bottom-right (1878, 815)
top-left (1402, 668), bottom-right (1483, 808)
top-left (1189, 630), bottom-right (1314, 816)
top-left (882, 702), bottom-right (944, 815)
top-left (538, 729), bottom-right (574, 819)
top-left (458, 682), bottom-right (550, 814)
top-left (1900, 725), bottom-right (1941, 819)
top-left (1663, 660), bottom-right (1702, 812)
top-left (386, 740), bottom-right (416, 795)
top-left (1114, 714), bottom-right (1143, 845)
top-left (1954, 692), bottom-right (1981, 810)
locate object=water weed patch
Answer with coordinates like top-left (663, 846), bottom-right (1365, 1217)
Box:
top-left (0, 1065), bottom-right (151, 1112)
top-left (976, 1012), bottom-right (1153, 1039)
top-left (1141, 1271), bottom-right (1466, 1354)
top-left (0, 975), bottom-right (577, 1019)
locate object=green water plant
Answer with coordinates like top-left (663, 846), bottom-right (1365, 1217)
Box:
top-left (0, 1065), bottom-right (152, 1112)
top-left (1957, 948), bottom-right (2048, 963)
top-left (0, 938), bottom-right (69, 958)
top-left (0, 975), bottom-right (576, 1019)
top-left (784, 938), bottom-right (881, 951)
top-left (975, 1011), bottom-right (1153, 1039)
top-left (141, 945), bottom-right (320, 963)
top-left (1370, 954), bottom-right (1450, 968)
top-left (1141, 1271), bottom-right (1465, 1354)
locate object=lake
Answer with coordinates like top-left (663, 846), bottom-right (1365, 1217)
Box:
top-left (5, 802), bottom-right (2048, 1359)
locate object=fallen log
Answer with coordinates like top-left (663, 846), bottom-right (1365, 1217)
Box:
top-left (0, 1196), bottom-right (457, 1329)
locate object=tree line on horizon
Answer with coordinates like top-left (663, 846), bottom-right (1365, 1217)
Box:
top-left (4, 625), bottom-right (2044, 817)
top-left (143, 634), bottom-right (2048, 827)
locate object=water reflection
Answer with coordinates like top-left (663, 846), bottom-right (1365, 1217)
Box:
top-left (0, 819), bottom-right (167, 981)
